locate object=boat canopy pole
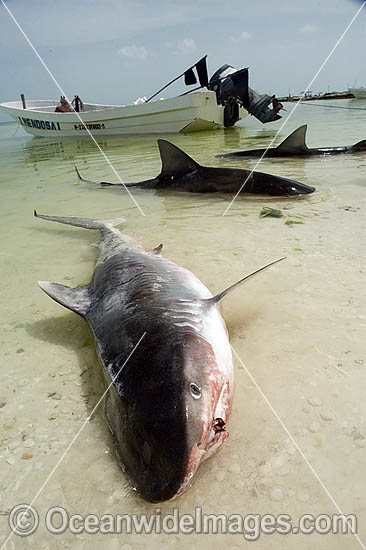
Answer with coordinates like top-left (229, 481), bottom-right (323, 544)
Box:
top-left (179, 85), bottom-right (203, 96)
top-left (145, 55), bottom-right (208, 103)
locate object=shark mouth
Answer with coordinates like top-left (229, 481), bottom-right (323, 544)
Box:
top-left (171, 382), bottom-right (232, 501)
top-left (172, 417), bottom-right (229, 500)
top-left (205, 417), bottom-right (227, 452)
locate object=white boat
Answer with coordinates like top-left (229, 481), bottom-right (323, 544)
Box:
top-left (1, 57), bottom-right (284, 138)
top-left (349, 87), bottom-right (366, 99)
top-left (0, 92), bottom-right (248, 137)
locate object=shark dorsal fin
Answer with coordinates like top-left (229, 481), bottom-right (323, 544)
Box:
top-left (353, 138), bottom-right (366, 149)
top-left (158, 140), bottom-right (200, 177)
top-left (153, 243), bottom-right (163, 255)
top-left (202, 257), bottom-right (286, 306)
top-left (276, 125), bottom-right (309, 153)
top-left (38, 281), bottom-right (91, 317)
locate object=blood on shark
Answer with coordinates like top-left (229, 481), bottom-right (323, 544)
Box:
top-left (218, 124), bottom-right (366, 158)
top-left (75, 139), bottom-right (315, 196)
top-left (35, 210), bottom-right (284, 502)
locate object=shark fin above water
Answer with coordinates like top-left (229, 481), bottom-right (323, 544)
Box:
top-left (202, 257), bottom-right (286, 306)
top-left (74, 140), bottom-right (315, 196)
top-left (353, 138), bottom-right (366, 150)
top-left (276, 124), bottom-right (309, 154)
top-left (153, 243), bottom-right (164, 255)
top-left (158, 139), bottom-right (200, 177)
top-left (219, 124), bottom-right (366, 159)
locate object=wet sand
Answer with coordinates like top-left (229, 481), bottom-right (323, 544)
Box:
top-left (0, 101), bottom-right (366, 549)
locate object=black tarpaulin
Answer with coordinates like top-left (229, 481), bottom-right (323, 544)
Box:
top-left (184, 68), bottom-right (197, 86)
top-left (195, 56), bottom-right (209, 88)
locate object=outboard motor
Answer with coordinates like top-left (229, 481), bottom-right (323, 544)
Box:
top-left (246, 89), bottom-right (283, 123)
top-left (208, 65), bottom-right (248, 127)
top-left (209, 64), bottom-right (250, 106)
top-left (208, 64), bottom-right (283, 125)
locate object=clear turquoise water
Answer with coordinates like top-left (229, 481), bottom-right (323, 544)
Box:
top-left (1, 101), bottom-right (366, 549)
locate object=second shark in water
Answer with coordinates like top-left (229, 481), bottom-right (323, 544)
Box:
top-left (218, 125), bottom-right (366, 158)
top-left (76, 140), bottom-right (315, 196)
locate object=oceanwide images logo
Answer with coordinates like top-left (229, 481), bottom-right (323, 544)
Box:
top-left (7, 505), bottom-right (357, 541)
top-left (8, 505), bottom-right (39, 537)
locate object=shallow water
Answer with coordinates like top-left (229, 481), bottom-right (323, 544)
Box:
top-left (1, 100), bottom-right (366, 549)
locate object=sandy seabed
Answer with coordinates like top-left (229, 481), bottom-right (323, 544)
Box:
top-left (0, 103), bottom-right (366, 549)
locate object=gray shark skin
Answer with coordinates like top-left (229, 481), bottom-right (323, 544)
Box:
top-left (218, 125), bottom-right (366, 158)
top-left (75, 140), bottom-right (315, 196)
top-left (35, 210), bottom-right (285, 502)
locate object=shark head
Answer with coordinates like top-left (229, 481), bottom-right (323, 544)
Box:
top-left (103, 330), bottom-right (190, 503)
top-left (248, 170), bottom-right (316, 195)
top-left (103, 327), bottom-right (232, 503)
top-left (173, 330), bottom-right (232, 499)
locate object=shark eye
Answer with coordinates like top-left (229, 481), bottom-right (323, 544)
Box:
top-left (189, 383), bottom-right (201, 399)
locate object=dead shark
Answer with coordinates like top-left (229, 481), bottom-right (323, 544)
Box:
top-left (35, 210), bottom-right (284, 502)
top-left (218, 124), bottom-right (366, 158)
top-left (75, 139), bottom-right (315, 196)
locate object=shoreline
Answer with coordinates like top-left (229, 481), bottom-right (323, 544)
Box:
top-left (277, 91), bottom-right (355, 102)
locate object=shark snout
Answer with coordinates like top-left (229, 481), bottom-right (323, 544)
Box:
top-left (287, 180), bottom-right (316, 195)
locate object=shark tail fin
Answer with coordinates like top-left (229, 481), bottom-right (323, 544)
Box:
top-left (75, 166), bottom-right (116, 187)
top-left (34, 210), bottom-right (125, 234)
top-left (75, 166), bottom-right (85, 182)
top-left (158, 140), bottom-right (200, 178)
top-left (202, 257), bottom-right (285, 306)
top-left (276, 125), bottom-right (309, 154)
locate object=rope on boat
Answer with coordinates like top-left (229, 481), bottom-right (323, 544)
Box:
top-left (298, 102), bottom-right (366, 111)
top-left (11, 121), bottom-right (21, 137)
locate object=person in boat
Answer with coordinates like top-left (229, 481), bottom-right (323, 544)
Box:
top-left (55, 96), bottom-right (72, 113)
top-left (72, 95), bottom-right (83, 112)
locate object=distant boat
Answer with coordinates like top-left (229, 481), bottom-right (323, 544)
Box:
top-left (349, 87), bottom-right (366, 99)
top-left (0, 56), bottom-right (284, 138)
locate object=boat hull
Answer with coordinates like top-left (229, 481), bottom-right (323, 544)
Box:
top-left (1, 92), bottom-right (247, 137)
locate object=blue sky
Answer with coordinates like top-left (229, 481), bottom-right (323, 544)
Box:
top-left (0, 0), bottom-right (365, 116)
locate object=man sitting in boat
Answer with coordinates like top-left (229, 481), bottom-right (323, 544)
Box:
top-left (71, 95), bottom-right (83, 112)
top-left (55, 96), bottom-right (72, 113)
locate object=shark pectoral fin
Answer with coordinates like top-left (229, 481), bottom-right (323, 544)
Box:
top-left (202, 257), bottom-right (286, 306)
top-left (158, 140), bottom-right (200, 178)
top-left (38, 281), bottom-right (91, 317)
top-left (276, 125), bottom-right (309, 154)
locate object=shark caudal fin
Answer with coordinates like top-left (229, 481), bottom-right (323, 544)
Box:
top-left (75, 166), bottom-right (116, 187)
top-left (34, 210), bottom-right (125, 232)
top-left (203, 257), bottom-right (285, 306)
top-left (75, 166), bottom-right (86, 183)
top-left (158, 140), bottom-right (200, 178)
top-left (276, 125), bottom-right (309, 154)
